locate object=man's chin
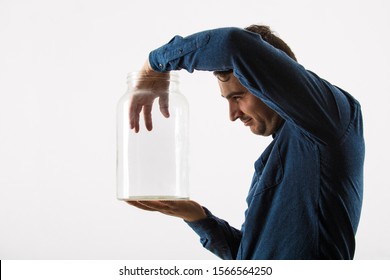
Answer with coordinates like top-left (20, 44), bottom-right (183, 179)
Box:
top-left (249, 126), bottom-right (261, 135)
top-left (250, 125), bottom-right (269, 136)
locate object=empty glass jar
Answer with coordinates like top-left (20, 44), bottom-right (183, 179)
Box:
top-left (117, 72), bottom-right (189, 200)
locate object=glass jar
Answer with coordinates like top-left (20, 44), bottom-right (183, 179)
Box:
top-left (116, 72), bottom-right (189, 200)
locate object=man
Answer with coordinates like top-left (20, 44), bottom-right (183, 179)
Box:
top-left (127, 25), bottom-right (365, 260)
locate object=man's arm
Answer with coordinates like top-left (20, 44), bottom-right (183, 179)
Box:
top-left (185, 207), bottom-right (243, 260)
top-left (148, 27), bottom-right (354, 144)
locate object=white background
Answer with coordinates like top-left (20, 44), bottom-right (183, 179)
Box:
top-left (0, 0), bottom-right (389, 259)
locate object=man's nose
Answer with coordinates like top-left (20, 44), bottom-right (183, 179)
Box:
top-left (229, 102), bottom-right (242, 122)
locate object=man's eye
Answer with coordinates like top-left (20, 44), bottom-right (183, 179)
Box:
top-left (233, 96), bottom-right (242, 102)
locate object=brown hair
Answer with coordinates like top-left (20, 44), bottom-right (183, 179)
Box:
top-left (214, 24), bottom-right (297, 81)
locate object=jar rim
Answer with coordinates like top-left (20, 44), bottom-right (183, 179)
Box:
top-left (127, 71), bottom-right (179, 82)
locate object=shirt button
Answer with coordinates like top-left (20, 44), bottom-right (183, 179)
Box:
top-left (158, 63), bottom-right (163, 68)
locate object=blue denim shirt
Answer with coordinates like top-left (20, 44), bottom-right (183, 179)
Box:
top-left (149, 27), bottom-right (364, 259)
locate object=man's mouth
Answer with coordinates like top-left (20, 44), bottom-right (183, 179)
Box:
top-left (242, 118), bottom-right (252, 126)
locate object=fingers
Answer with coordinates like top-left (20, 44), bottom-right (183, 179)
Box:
top-left (126, 200), bottom-right (207, 222)
top-left (136, 201), bottom-right (173, 212)
top-left (128, 64), bottom-right (170, 131)
top-left (127, 201), bottom-right (180, 218)
top-left (129, 96), bottom-right (142, 133)
top-left (159, 94), bottom-right (170, 118)
top-left (127, 201), bottom-right (180, 215)
top-left (143, 104), bottom-right (153, 131)
top-left (129, 93), bottom-right (167, 132)
top-left (127, 201), bottom-right (159, 212)
top-left (159, 200), bottom-right (206, 222)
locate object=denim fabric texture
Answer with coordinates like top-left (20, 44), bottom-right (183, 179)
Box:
top-left (149, 27), bottom-right (365, 260)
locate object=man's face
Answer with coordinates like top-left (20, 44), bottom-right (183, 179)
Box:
top-left (218, 74), bottom-right (282, 136)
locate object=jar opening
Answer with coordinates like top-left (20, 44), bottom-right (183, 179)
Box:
top-left (127, 71), bottom-right (179, 83)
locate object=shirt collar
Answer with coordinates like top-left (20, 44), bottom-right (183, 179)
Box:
top-left (272, 119), bottom-right (286, 139)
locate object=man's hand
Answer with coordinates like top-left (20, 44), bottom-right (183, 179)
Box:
top-left (129, 60), bottom-right (170, 132)
top-left (127, 200), bottom-right (207, 222)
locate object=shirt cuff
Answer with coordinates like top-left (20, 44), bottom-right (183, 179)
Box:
top-left (184, 207), bottom-right (220, 237)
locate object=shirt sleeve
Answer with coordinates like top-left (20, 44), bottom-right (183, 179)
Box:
top-left (149, 27), bottom-right (354, 144)
top-left (185, 207), bottom-right (242, 260)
